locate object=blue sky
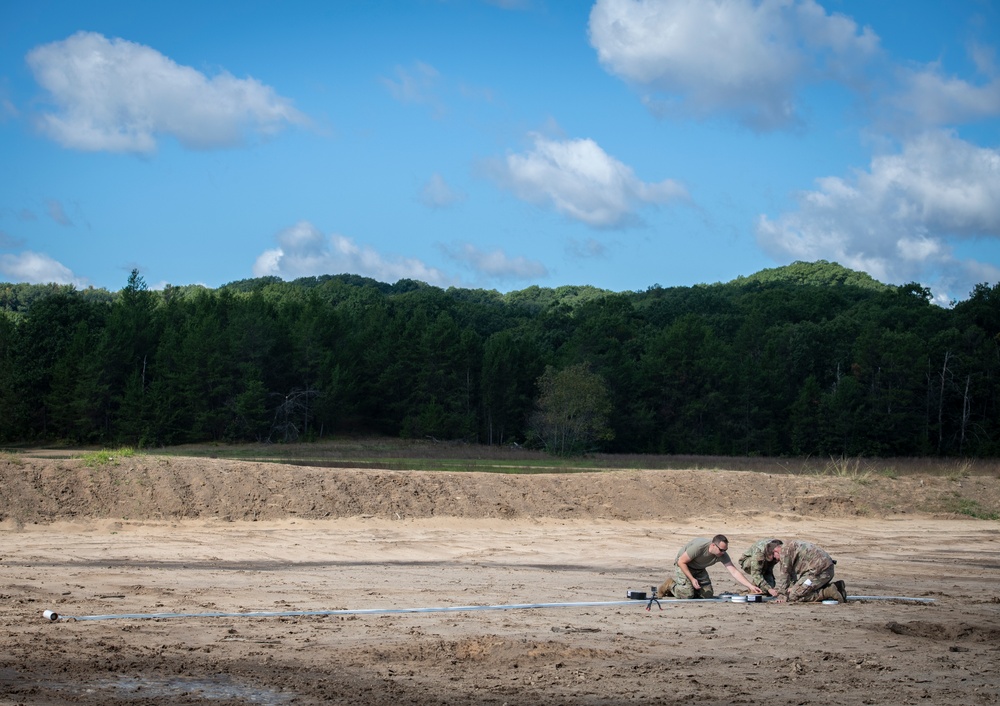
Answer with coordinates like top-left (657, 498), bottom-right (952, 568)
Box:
top-left (1, 0), bottom-right (998, 304)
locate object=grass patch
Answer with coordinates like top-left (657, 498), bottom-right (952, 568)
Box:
top-left (80, 447), bottom-right (138, 468)
top-left (941, 494), bottom-right (1000, 520)
top-left (91, 438), bottom-right (1000, 477)
top-left (0, 450), bottom-right (24, 466)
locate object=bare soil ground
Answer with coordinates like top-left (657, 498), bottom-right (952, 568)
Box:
top-left (1, 452), bottom-right (998, 705)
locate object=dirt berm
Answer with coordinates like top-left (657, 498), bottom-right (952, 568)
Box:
top-left (2, 454), bottom-right (996, 523)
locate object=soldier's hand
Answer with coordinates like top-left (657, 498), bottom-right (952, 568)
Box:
top-left (748, 585), bottom-right (763, 594)
top-left (768, 588), bottom-right (779, 597)
top-left (691, 578), bottom-right (700, 590)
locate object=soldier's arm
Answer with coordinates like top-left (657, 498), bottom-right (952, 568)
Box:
top-left (747, 549), bottom-right (767, 588)
top-left (676, 551), bottom-right (700, 589)
top-left (722, 555), bottom-right (762, 593)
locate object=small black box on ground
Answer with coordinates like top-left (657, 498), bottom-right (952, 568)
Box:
top-left (626, 590), bottom-right (647, 600)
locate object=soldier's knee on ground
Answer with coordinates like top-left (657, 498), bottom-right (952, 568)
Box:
top-left (787, 584), bottom-right (817, 602)
top-left (671, 581), bottom-right (697, 600)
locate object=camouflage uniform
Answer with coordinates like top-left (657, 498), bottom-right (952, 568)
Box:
top-left (773, 540), bottom-right (837, 602)
top-left (665, 537), bottom-right (725, 599)
top-left (739, 538), bottom-right (779, 592)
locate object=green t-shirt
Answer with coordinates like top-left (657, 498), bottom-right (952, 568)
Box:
top-left (674, 537), bottom-right (725, 571)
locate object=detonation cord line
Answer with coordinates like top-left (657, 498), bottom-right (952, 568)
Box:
top-left (41, 595), bottom-right (935, 623)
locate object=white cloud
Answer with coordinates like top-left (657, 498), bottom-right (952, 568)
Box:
top-left (441, 242), bottom-right (547, 281)
top-left (588, 0), bottom-right (879, 131)
top-left (253, 221), bottom-right (455, 286)
top-left (888, 56), bottom-right (1000, 129)
top-left (0, 251), bottom-right (84, 286)
top-left (26, 31), bottom-right (307, 154)
top-left (420, 173), bottom-right (465, 209)
top-left (489, 134), bottom-right (687, 228)
top-left (756, 130), bottom-right (1000, 301)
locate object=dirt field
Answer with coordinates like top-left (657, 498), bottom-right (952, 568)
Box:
top-left (1, 453), bottom-right (998, 705)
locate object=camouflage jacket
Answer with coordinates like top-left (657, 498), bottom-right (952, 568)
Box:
top-left (773, 540), bottom-right (835, 595)
top-left (739, 538), bottom-right (778, 589)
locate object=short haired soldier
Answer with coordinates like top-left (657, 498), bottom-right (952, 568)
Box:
top-left (772, 540), bottom-right (847, 603)
top-left (658, 535), bottom-right (763, 599)
top-left (740, 538), bottom-right (783, 597)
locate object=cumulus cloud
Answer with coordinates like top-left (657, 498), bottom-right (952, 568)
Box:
top-left (488, 134), bottom-right (687, 228)
top-left (588, 0), bottom-right (879, 131)
top-left (25, 31), bottom-right (307, 154)
top-left (420, 173), bottom-right (465, 209)
top-left (756, 130), bottom-right (1000, 301)
top-left (253, 221), bottom-right (455, 287)
top-left (441, 242), bottom-right (547, 282)
top-left (0, 251), bottom-right (84, 286)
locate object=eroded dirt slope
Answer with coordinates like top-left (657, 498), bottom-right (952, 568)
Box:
top-left (1, 454), bottom-right (996, 523)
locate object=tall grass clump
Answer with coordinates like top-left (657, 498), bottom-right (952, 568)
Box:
top-left (945, 459), bottom-right (974, 482)
top-left (822, 455), bottom-right (873, 484)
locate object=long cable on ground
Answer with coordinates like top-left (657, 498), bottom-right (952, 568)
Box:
top-left (42, 595), bottom-right (934, 622)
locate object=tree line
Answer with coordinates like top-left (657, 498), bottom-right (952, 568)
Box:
top-left (1, 261), bottom-right (998, 457)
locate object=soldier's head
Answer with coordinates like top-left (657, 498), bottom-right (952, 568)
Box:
top-left (765, 539), bottom-right (784, 560)
top-left (710, 534), bottom-right (729, 555)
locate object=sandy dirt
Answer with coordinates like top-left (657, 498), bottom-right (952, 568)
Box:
top-left (1, 453), bottom-right (998, 705)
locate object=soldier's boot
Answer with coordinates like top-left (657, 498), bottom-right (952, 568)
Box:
top-left (834, 580), bottom-right (848, 602)
top-left (656, 578), bottom-right (675, 598)
top-left (817, 584), bottom-right (844, 602)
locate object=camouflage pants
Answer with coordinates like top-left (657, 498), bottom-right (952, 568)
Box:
top-left (786, 564), bottom-right (835, 602)
top-left (671, 567), bottom-right (714, 599)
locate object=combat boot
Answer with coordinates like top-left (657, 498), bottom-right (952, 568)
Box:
top-left (817, 583), bottom-right (844, 602)
top-left (834, 580), bottom-right (848, 602)
top-left (657, 578), bottom-right (675, 598)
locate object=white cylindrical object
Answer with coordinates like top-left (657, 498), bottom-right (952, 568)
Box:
top-left (42, 610), bottom-right (59, 621)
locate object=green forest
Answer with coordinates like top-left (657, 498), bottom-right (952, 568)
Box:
top-left (2, 261), bottom-right (998, 457)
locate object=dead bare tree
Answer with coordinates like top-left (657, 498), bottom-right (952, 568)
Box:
top-left (270, 388), bottom-right (320, 442)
